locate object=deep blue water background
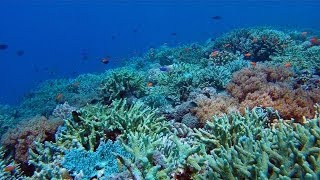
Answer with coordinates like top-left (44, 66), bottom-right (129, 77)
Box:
top-left (0, 0), bottom-right (319, 105)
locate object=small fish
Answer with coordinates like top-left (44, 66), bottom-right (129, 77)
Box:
top-left (189, 101), bottom-right (198, 108)
top-left (101, 57), bottom-right (110, 64)
top-left (0, 44), bottom-right (8, 50)
top-left (147, 82), bottom-right (153, 87)
top-left (250, 61), bottom-right (257, 67)
top-left (111, 35), bottom-right (116, 40)
top-left (284, 62), bottom-right (291, 68)
top-left (210, 50), bottom-right (219, 58)
top-left (244, 53), bottom-right (252, 60)
top-left (16, 50), bottom-right (24, 56)
top-left (310, 37), bottom-right (319, 45)
top-left (4, 165), bottom-right (15, 172)
top-left (55, 93), bottom-right (63, 102)
top-left (244, 53), bottom-right (252, 57)
top-left (211, 16), bottom-right (222, 20)
top-left (171, 32), bottom-right (177, 36)
top-left (301, 31), bottom-right (308, 36)
top-left (159, 66), bottom-right (168, 71)
top-left (72, 111), bottom-right (81, 123)
top-left (252, 38), bottom-right (258, 43)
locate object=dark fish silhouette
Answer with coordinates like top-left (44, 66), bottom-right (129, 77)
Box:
top-left (0, 44), bottom-right (8, 50)
top-left (101, 56), bottom-right (111, 64)
top-left (111, 35), bottom-right (116, 40)
top-left (211, 16), bottom-right (222, 20)
top-left (16, 50), bottom-right (24, 56)
top-left (171, 32), bottom-right (177, 36)
top-left (72, 111), bottom-right (81, 123)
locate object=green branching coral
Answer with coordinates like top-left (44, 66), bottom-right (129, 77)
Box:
top-left (117, 132), bottom-right (202, 179)
top-left (100, 67), bottom-right (148, 101)
top-left (55, 99), bottom-right (169, 151)
top-left (191, 107), bottom-right (320, 179)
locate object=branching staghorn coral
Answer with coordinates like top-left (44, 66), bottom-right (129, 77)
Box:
top-left (191, 107), bottom-right (320, 179)
top-left (55, 99), bottom-right (170, 151)
top-left (117, 131), bottom-right (202, 179)
top-left (100, 67), bottom-right (147, 102)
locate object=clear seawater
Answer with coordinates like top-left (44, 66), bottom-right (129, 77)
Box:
top-left (0, 0), bottom-right (319, 105)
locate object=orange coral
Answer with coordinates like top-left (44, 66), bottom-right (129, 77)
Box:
top-left (191, 95), bottom-right (239, 125)
top-left (227, 65), bottom-right (320, 123)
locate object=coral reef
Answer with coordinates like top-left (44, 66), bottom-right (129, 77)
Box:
top-left (0, 146), bottom-right (23, 179)
top-left (62, 140), bottom-right (131, 179)
top-left (208, 27), bottom-right (291, 61)
top-left (190, 94), bottom-right (239, 125)
top-left (52, 102), bottom-right (77, 119)
top-left (18, 73), bottom-right (103, 118)
top-left (227, 65), bottom-right (320, 122)
top-left (100, 67), bottom-right (147, 102)
top-left (54, 99), bottom-right (170, 151)
top-left (0, 115), bottom-right (63, 164)
top-left (271, 44), bottom-right (320, 74)
top-left (0, 105), bottom-right (19, 137)
top-left (146, 43), bottom-right (205, 65)
top-left (0, 27), bottom-right (319, 179)
top-left (191, 107), bottom-right (320, 179)
top-left (208, 50), bottom-right (240, 65)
